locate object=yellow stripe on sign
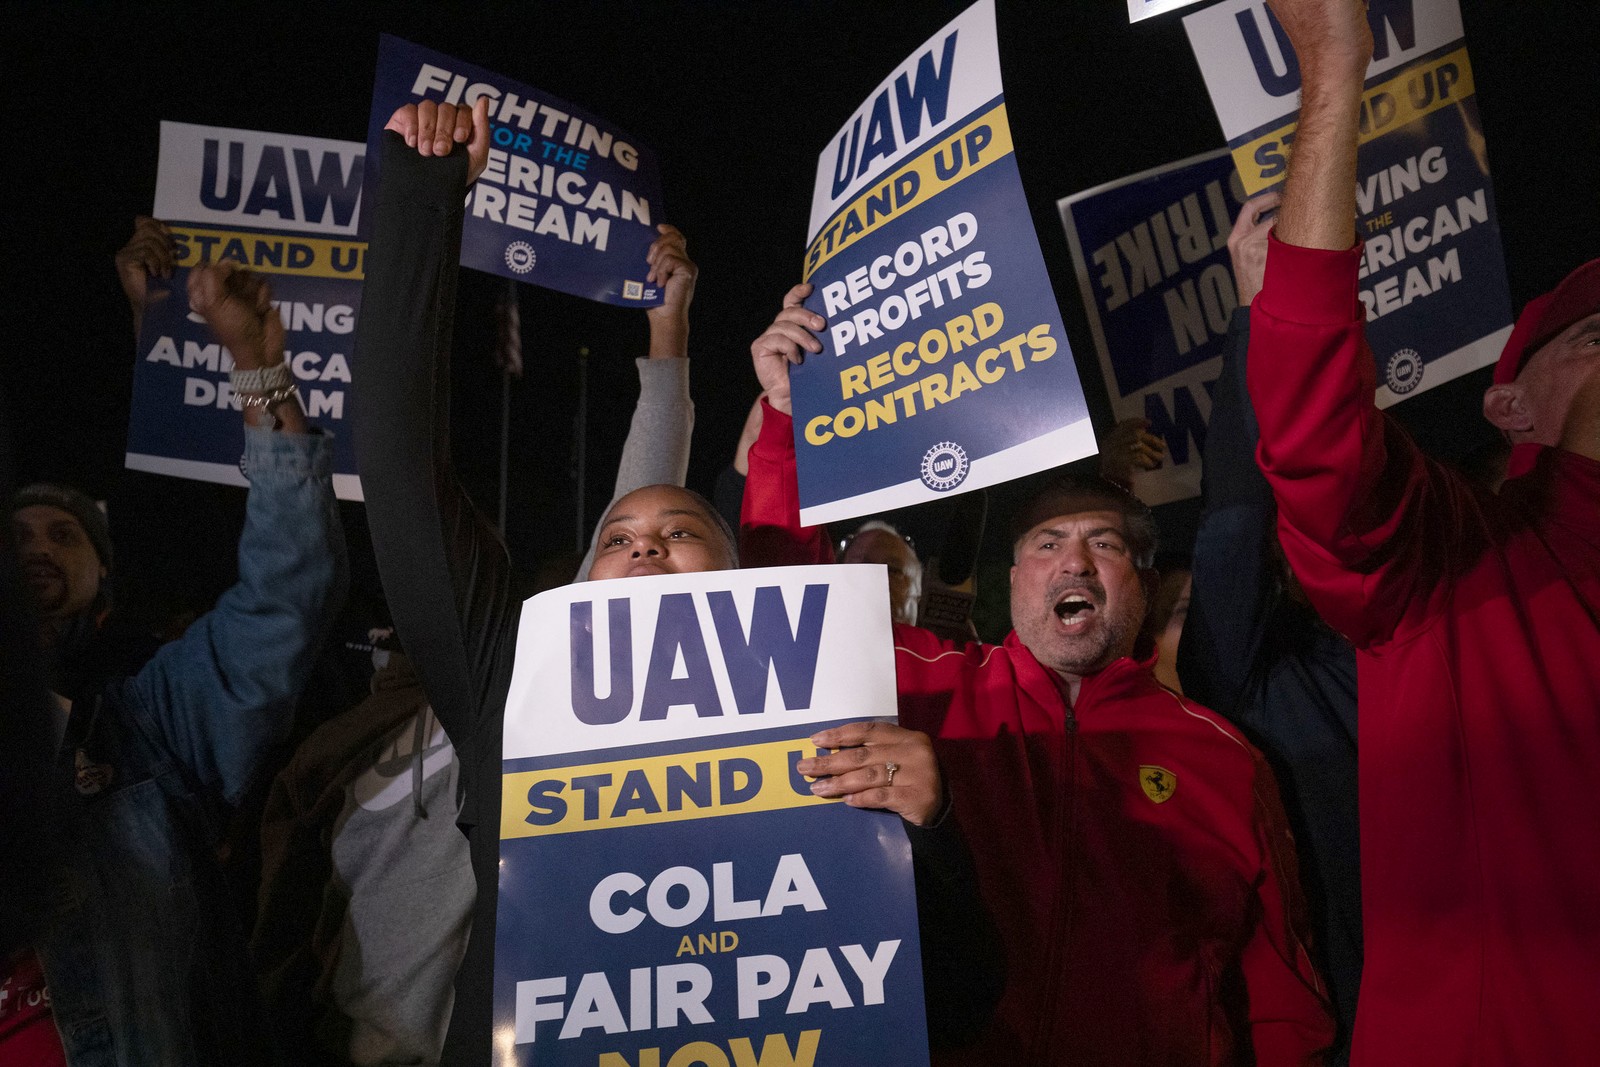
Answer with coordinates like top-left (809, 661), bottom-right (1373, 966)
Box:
top-left (501, 737), bottom-right (836, 839)
top-left (170, 225), bottom-right (367, 280)
top-left (1232, 47), bottom-right (1476, 196)
top-left (803, 103), bottom-right (1015, 281)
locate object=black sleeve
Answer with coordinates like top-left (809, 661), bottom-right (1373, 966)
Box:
top-left (352, 134), bottom-right (521, 786)
top-left (904, 813), bottom-right (1006, 1051)
top-left (1176, 307), bottom-right (1278, 713)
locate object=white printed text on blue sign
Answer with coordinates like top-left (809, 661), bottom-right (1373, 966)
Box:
top-left (1183, 0), bottom-right (1512, 407)
top-left (493, 565), bottom-right (929, 1066)
top-left (792, 0), bottom-right (1095, 526)
top-left (127, 122), bottom-right (365, 499)
top-left (366, 36), bottom-right (664, 307)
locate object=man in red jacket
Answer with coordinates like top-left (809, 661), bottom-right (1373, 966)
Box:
top-left (750, 290), bottom-right (1333, 1065)
top-left (1246, 2), bottom-right (1600, 1063)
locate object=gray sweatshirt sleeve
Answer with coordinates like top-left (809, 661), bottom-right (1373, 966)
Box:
top-left (574, 356), bottom-right (694, 580)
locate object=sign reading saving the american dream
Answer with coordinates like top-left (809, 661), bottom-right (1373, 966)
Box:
top-left (791, 0), bottom-right (1095, 527)
top-left (493, 565), bottom-right (928, 1067)
top-left (1059, 151), bottom-right (1248, 505)
top-left (1184, 0), bottom-right (1513, 407)
top-left (127, 122), bottom-right (365, 500)
top-left (366, 35), bottom-right (665, 307)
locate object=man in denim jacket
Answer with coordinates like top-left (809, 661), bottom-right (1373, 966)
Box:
top-left (13, 260), bottom-right (347, 1065)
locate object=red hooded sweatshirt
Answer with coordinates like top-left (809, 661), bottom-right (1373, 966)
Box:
top-left (744, 403), bottom-right (1333, 1065)
top-left (1248, 237), bottom-right (1600, 1064)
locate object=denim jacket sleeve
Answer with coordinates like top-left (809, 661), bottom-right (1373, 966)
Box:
top-left (125, 426), bottom-right (347, 804)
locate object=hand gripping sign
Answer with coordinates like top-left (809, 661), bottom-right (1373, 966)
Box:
top-left (127, 122), bottom-right (366, 499)
top-left (493, 565), bottom-right (929, 1067)
top-left (790, 0), bottom-right (1096, 527)
top-left (366, 35), bottom-right (666, 308)
top-left (1183, 0), bottom-right (1513, 407)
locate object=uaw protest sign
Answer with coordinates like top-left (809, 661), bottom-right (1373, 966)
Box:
top-left (366, 36), bottom-right (666, 308)
top-left (1184, 0), bottom-right (1513, 407)
top-left (1059, 150), bottom-right (1248, 505)
top-left (492, 565), bottom-right (929, 1067)
top-left (127, 122), bottom-right (365, 499)
top-left (790, 0), bottom-right (1096, 527)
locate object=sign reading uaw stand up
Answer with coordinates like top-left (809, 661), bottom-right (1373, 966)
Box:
top-left (366, 35), bottom-right (666, 307)
top-left (492, 565), bottom-right (928, 1067)
top-left (1183, 0), bottom-right (1512, 407)
top-left (127, 122), bottom-right (366, 499)
top-left (792, 0), bottom-right (1095, 527)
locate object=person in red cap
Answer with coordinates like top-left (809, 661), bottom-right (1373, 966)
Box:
top-left (1245, 1), bottom-right (1600, 1064)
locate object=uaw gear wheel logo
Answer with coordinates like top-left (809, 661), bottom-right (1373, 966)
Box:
top-left (920, 441), bottom-right (970, 492)
top-left (1386, 347), bottom-right (1423, 394)
top-left (504, 241), bottom-right (537, 274)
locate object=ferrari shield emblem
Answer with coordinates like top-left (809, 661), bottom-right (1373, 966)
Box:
top-left (1139, 765), bottom-right (1177, 804)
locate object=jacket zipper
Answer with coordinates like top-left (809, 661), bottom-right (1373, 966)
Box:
top-left (1032, 695), bottom-right (1080, 1056)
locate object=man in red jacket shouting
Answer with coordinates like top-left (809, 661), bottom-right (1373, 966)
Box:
top-left (746, 290), bottom-right (1334, 1064)
top-left (1245, 1), bottom-right (1600, 1063)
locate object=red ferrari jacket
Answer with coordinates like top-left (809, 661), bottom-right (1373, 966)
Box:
top-left (744, 404), bottom-right (1332, 1065)
top-left (1249, 237), bottom-right (1600, 1065)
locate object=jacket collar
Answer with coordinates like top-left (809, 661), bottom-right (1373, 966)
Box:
top-left (1002, 630), bottom-right (1160, 714)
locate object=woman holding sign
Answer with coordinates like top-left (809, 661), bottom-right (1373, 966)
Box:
top-left (354, 98), bottom-right (995, 1065)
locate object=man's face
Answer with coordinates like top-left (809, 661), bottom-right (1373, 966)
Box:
top-left (588, 486), bottom-right (736, 581)
top-left (12, 504), bottom-right (105, 621)
top-left (1009, 507), bottom-right (1150, 680)
top-left (1514, 311), bottom-right (1600, 452)
top-left (842, 529), bottom-right (922, 625)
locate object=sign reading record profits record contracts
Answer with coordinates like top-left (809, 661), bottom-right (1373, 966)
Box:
top-left (366, 35), bottom-right (665, 307)
top-left (493, 565), bottom-right (928, 1067)
top-left (127, 122), bottom-right (365, 500)
top-left (792, 0), bottom-right (1094, 526)
top-left (1184, 0), bottom-right (1513, 408)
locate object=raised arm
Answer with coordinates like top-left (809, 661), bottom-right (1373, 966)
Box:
top-left (352, 99), bottom-right (517, 749)
top-left (127, 264), bottom-right (345, 802)
top-left (1247, 0), bottom-right (1478, 646)
top-left (1179, 193), bottom-right (1280, 710)
top-left (741, 283), bottom-right (834, 567)
top-left (574, 226), bottom-right (698, 580)
top-left (114, 216), bottom-right (176, 342)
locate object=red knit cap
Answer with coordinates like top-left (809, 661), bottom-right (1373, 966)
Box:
top-left (1494, 257), bottom-right (1600, 384)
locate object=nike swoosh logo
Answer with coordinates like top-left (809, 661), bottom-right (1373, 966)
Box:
top-left (352, 708), bottom-right (458, 812)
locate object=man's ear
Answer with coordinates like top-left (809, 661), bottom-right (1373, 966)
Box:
top-left (1484, 383), bottom-right (1533, 434)
top-left (1008, 564), bottom-right (1017, 588)
top-left (1139, 567), bottom-right (1160, 622)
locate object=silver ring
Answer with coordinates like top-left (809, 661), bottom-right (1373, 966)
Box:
top-left (884, 761), bottom-right (900, 786)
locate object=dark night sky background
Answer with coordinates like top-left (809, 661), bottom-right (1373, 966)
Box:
top-left (2, 1), bottom-right (1595, 640)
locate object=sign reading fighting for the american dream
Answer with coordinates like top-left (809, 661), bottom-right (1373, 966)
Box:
top-left (127, 122), bottom-right (365, 500)
top-left (366, 35), bottom-right (665, 307)
top-left (1059, 150), bottom-right (1248, 505)
top-left (791, 0), bottom-right (1095, 527)
top-left (493, 565), bottom-right (928, 1067)
top-left (1184, 0), bottom-right (1513, 407)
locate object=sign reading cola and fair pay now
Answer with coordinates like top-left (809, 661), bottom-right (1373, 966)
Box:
top-left (493, 565), bottom-right (928, 1067)
top-left (791, 0), bottom-right (1095, 527)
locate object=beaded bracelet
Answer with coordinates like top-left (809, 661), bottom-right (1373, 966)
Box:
top-left (230, 362), bottom-right (293, 395)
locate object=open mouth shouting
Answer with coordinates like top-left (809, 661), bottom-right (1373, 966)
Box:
top-left (1052, 585), bottom-right (1104, 630)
